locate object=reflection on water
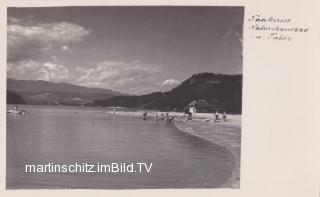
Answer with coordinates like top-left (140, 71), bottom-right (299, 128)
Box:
top-left (7, 105), bottom-right (234, 189)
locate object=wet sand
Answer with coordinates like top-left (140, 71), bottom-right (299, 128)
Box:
top-left (105, 110), bottom-right (241, 188)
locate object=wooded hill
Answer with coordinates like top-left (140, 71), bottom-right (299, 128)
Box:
top-left (91, 73), bottom-right (242, 114)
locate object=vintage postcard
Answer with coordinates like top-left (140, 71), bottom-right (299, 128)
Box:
top-left (0, 0), bottom-right (319, 196)
top-left (6, 6), bottom-right (243, 189)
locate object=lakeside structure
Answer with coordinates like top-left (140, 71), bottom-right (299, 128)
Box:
top-left (188, 100), bottom-right (225, 113)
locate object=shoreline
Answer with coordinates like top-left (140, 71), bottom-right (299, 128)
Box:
top-left (173, 119), bottom-right (240, 189)
top-left (105, 110), bottom-right (241, 188)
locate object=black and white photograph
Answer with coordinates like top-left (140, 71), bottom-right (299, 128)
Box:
top-left (6, 6), bottom-right (243, 189)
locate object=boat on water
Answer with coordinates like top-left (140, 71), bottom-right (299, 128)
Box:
top-left (7, 108), bottom-right (26, 115)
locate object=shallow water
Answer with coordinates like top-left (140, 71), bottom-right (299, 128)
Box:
top-left (6, 105), bottom-right (234, 189)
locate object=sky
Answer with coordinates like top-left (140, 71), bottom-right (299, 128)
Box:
top-left (7, 6), bottom-right (243, 95)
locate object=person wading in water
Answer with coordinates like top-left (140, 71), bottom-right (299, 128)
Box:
top-left (143, 111), bottom-right (147, 120)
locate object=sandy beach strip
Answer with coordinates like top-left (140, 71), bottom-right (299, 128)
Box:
top-left (104, 110), bottom-right (241, 188)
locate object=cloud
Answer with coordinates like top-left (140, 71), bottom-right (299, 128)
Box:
top-left (61, 45), bottom-right (72, 52)
top-left (8, 17), bottom-right (22, 24)
top-left (161, 79), bottom-right (180, 86)
top-left (76, 61), bottom-right (161, 94)
top-left (7, 58), bottom-right (174, 94)
top-left (7, 60), bottom-right (69, 82)
top-left (7, 17), bottom-right (90, 62)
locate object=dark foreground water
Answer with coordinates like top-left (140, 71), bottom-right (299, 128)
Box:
top-left (7, 105), bottom-right (235, 189)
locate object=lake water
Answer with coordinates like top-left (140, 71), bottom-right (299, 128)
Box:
top-left (6, 105), bottom-right (235, 189)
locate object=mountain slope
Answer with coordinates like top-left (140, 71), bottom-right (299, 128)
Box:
top-left (91, 73), bottom-right (242, 113)
top-left (7, 90), bottom-right (26, 104)
top-left (7, 79), bottom-right (123, 105)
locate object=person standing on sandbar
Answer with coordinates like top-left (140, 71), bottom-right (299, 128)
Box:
top-left (223, 111), bottom-right (227, 122)
top-left (215, 110), bottom-right (219, 122)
